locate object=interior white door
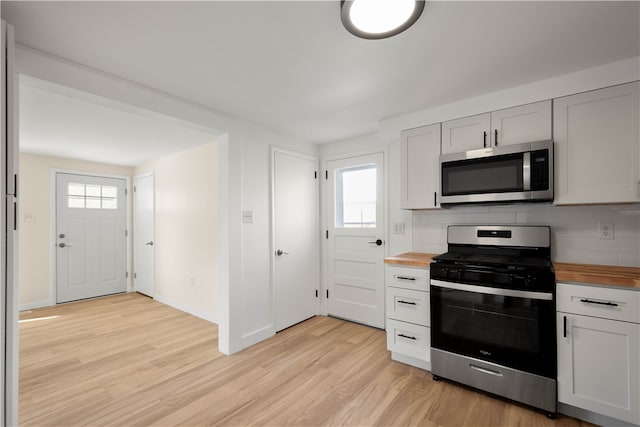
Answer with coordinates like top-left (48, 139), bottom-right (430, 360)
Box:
top-left (56, 173), bottom-right (127, 303)
top-left (273, 150), bottom-right (319, 331)
top-left (134, 173), bottom-right (155, 297)
top-left (326, 152), bottom-right (385, 328)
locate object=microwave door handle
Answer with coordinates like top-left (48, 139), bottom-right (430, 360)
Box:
top-left (523, 152), bottom-right (531, 191)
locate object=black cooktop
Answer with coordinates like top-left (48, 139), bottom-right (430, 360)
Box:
top-left (432, 252), bottom-right (553, 269)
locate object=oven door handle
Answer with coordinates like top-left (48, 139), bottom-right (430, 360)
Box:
top-left (430, 279), bottom-right (553, 301)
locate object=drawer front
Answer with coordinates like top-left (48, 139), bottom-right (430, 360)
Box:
top-left (386, 286), bottom-right (430, 326)
top-left (386, 319), bottom-right (430, 362)
top-left (385, 266), bottom-right (429, 291)
top-left (557, 282), bottom-right (640, 323)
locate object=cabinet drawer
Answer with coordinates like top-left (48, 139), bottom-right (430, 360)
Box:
top-left (385, 266), bottom-right (429, 291)
top-left (557, 282), bottom-right (640, 324)
top-left (386, 286), bottom-right (429, 326)
top-left (386, 319), bottom-right (430, 362)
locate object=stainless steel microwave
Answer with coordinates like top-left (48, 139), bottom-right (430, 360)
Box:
top-left (440, 140), bottom-right (553, 206)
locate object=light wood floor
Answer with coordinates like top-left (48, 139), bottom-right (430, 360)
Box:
top-left (20, 293), bottom-right (594, 426)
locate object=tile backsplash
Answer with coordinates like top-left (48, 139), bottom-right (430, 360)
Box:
top-left (412, 204), bottom-right (640, 267)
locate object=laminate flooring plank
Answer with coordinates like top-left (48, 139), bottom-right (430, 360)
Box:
top-left (19, 293), bottom-right (596, 427)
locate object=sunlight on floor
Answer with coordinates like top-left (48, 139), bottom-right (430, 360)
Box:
top-left (18, 316), bottom-right (60, 323)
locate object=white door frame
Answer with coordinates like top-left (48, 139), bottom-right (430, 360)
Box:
top-left (49, 168), bottom-right (132, 306)
top-left (270, 146), bottom-right (321, 331)
top-left (133, 171), bottom-right (155, 297)
top-left (320, 148), bottom-right (389, 317)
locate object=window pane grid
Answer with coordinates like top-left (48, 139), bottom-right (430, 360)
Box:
top-left (67, 183), bottom-right (118, 210)
top-left (335, 164), bottom-right (376, 228)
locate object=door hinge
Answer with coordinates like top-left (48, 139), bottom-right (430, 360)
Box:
top-left (134, 186), bottom-right (137, 193)
top-left (326, 289), bottom-right (329, 299)
top-left (325, 170), bottom-right (328, 180)
top-left (125, 188), bottom-right (128, 196)
top-left (125, 230), bottom-right (128, 237)
top-left (126, 272), bottom-right (129, 278)
top-left (134, 273), bottom-right (137, 279)
top-left (315, 289), bottom-right (318, 298)
top-left (325, 230), bottom-right (329, 239)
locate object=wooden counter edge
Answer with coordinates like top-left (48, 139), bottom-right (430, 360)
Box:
top-left (384, 252), bottom-right (437, 268)
top-left (383, 254), bottom-right (640, 289)
top-left (553, 262), bottom-right (640, 290)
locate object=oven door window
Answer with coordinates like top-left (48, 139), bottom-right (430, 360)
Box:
top-left (431, 286), bottom-right (555, 378)
top-left (442, 153), bottom-right (524, 196)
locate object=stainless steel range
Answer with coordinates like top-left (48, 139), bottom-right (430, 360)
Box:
top-left (430, 225), bottom-right (556, 417)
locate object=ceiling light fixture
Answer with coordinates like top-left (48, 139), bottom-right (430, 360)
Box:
top-left (341, 0), bottom-right (425, 40)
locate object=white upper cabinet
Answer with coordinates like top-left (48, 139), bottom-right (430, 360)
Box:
top-left (441, 113), bottom-right (490, 154)
top-left (400, 123), bottom-right (441, 209)
top-left (441, 101), bottom-right (551, 155)
top-left (490, 101), bottom-right (552, 147)
top-left (554, 82), bottom-right (640, 205)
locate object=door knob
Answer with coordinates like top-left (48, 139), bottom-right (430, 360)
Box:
top-left (145, 241), bottom-right (154, 246)
top-left (58, 242), bottom-right (72, 248)
top-left (368, 239), bottom-right (384, 246)
top-left (276, 249), bottom-right (289, 256)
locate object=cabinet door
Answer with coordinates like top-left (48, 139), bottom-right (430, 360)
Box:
top-left (441, 113), bottom-right (490, 155)
top-left (557, 312), bottom-right (640, 424)
top-left (490, 100), bottom-right (551, 147)
top-left (554, 82), bottom-right (640, 204)
top-left (400, 124), bottom-right (441, 209)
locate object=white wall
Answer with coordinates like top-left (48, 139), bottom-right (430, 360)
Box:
top-left (135, 142), bottom-right (219, 322)
top-left (15, 46), bottom-right (318, 355)
top-left (18, 153), bottom-right (133, 310)
top-left (413, 205), bottom-right (640, 267)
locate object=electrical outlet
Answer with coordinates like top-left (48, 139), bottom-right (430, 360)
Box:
top-left (598, 222), bottom-right (615, 240)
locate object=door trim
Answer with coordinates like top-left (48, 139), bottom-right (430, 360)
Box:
top-left (320, 147), bottom-right (389, 317)
top-left (49, 168), bottom-right (132, 306)
top-left (133, 171), bottom-right (155, 297)
top-left (270, 146), bottom-right (320, 331)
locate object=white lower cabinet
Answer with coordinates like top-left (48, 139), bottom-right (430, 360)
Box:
top-left (385, 265), bottom-right (430, 370)
top-left (557, 282), bottom-right (640, 425)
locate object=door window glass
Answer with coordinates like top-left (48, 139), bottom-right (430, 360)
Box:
top-left (67, 183), bottom-right (118, 209)
top-left (335, 164), bottom-right (376, 228)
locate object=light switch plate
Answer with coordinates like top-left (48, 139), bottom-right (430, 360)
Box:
top-left (242, 210), bottom-right (254, 224)
top-left (393, 222), bottom-right (405, 234)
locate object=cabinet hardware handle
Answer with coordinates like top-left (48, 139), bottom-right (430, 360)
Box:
top-left (563, 315), bottom-right (567, 338)
top-left (397, 300), bottom-right (417, 305)
top-left (398, 333), bottom-right (417, 340)
top-left (580, 298), bottom-right (618, 307)
top-left (483, 131), bottom-right (487, 148)
top-left (494, 129), bottom-right (498, 146)
top-left (434, 191), bottom-right (437, 207)
top-left (470, 364), bottom-right (503, 377)
top-left (395, 276), bottom-right (416, 281)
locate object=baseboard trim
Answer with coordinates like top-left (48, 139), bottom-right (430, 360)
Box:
top-left (19, 300), bottom-right (52, 312)
top-left (391, 351), bottom-right (431, 371)
top-left (153, 294), bottom-right (218, 324)
top-left (558, 402), bottom-right (638, 427)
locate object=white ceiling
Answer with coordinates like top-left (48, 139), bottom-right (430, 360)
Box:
top-left (2, 1), bottom-right (639, 163)
top-left (19, 76), bottom-right (218, 166)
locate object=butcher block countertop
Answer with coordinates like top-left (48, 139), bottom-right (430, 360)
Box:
top-left (384, 252), bottom-right (640, 290)
top-left (384, 252), bottom-right (437, 267)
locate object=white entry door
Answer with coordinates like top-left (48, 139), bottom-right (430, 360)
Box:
top-left (326, 152), bottom-right (385, 328)
top-left (56, 173), bottom-right (127, 303)
top-left (134, 173), bottom-right (155, 297)
top-left (273, 150), bottom-right (319, 332)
